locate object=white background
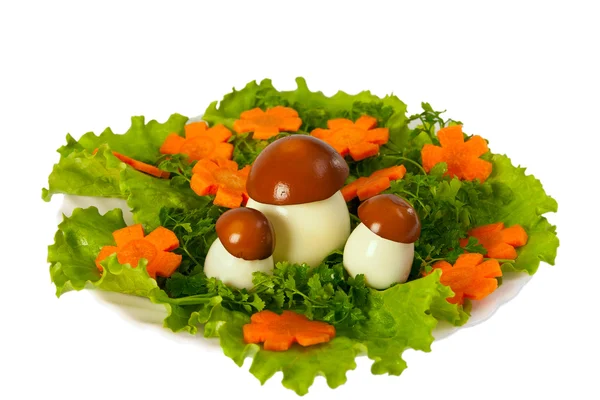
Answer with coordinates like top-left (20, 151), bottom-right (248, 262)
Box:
top-left (1, 1), bottom-right (598, 399)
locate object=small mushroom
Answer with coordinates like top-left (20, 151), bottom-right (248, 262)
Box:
top-left (343, 194), bottom-right (421, 289)
top-left (245, 135), bottom-right (351, 267)
top-left (204, 208), bottom-right (275, 289)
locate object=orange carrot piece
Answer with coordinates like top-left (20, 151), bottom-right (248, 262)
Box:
top-left (468, 222), bottom-right (505, 237)
top-left (97, 225), bottom-right (181, 278)
top-left (116, 239), bottom-right (158, 268)
top-left (95, 245), bottom-right (118, 271)
top-left (460, 222), bottom-right (528, 260)
top-left (311, 115), bottom-right (389, 161)
top-left (327, 118), bottom-right (354, 130)
top-left (421, 125), bottom-right (492, 182)
top-left (341, 177), bottom-right (368, 202)
top-left (144, 226), bottom-right (180, 252)
top-left (268, 105), bottom-right (299, 118)
top-left (348, 142), bottom-right (379, 161)
top-left (214, 186), bottom-right (245, 209)
top-left (341, 165), bottom-right (406, 202)
top-left (184, 122), bottom-right (209, 139)
top-left (232, 106), bottom-right (302, 139)
top-left (437, 125), bottom-right (464, 147)
top-left (253, 126), bottom-right (281, 140)
top-left (501, 224), bottom-right (528, 247)
top-left (365, 127), bottom-right (389, 145)
top-left (354, 115), bottom-right (378, 130)
top-left (161, 123), bottom-right (233, 162)
top-left (146, 251), bottom-right (182, 279)
top-left (431, 253), bottom-right (502, 305)
top-left (190, 158), bottom-right (250, 208)
top-left (357, 176), bottom-right (390, 201)
top-left (111, 151), bottom-right (170, 179)
top-left (370, 165), bottom-right (407, 180)
top-left (112, 224), bottom-right (145, 248)
top-left (160, 134), bottom-right (186, 154)
top-left (190, 172), bottom-right (218, 196)
top-left (208, 124), bottom-right (234, 143)
top-left (243, 310), bottom-right (336, 351)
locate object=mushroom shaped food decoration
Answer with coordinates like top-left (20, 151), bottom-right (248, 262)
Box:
top-left (204, 208), bottom-right (276, 290)
top-left (343, 194), bottom-right (421, 289)
top-left (245, 135), bottom-right (351, 267)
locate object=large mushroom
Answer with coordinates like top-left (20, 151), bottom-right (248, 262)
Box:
top-left (245, 135), bottom-right (351, 267)
top-left (343, 194), bottom-right (421, 289)
top-left (204, 208), bottom-right (275, 289)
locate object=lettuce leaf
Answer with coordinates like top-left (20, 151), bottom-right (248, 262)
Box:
top-left (119, 168), bottom-right (209, 230)
top-left (42, 145), bottom-right (126, 201)
top-left (42, 114), bottom-right (189, 201)
top-left (201, 271), bottom-right (452, 395)
top-left (75, 114), bottom-right (188, 163)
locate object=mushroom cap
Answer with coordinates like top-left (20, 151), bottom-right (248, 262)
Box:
top-left (246, 135), bottom-right (349, 205)
top-left (357, 194), bottom-right (421, 244)
top-left (216, 208), bottom-right (275, 261)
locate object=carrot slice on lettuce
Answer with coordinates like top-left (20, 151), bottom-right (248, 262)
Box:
top-left (112, 224), bottom-right (145, 248)
top-left (430, 253), bottom-right (502, 305)
top-left (117, 239), bottom-right (158, 268)
top-left (160, 122), bottom-right (233, 162)
top-left (190, 158), bottom-right (250, 208)
top-left (95, 225), bottom-right (182, 279)
top-left (243, 310), bottom-right (336, 351)
top-left (341, 165), bottom-right (407, 201)
top-left (421, 125), bottom-right (492, 182)
top-left (460, 222), bottom-right (528, 260)
top-left (311, 115), bottom-right (389, 161)
top-left (233, 106), bottom-right (302, 140)
top-left (92, 149), bottom-right (170, 179)
top-left (110, 151), bottom-right (170, 179)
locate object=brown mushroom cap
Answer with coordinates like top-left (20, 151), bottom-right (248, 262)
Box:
top-left (216, 208), bottom-right (275, 261)
top-left (246, 135), bottom-right (349, 205)
top-left (357, 194), bottom-right (421, 244)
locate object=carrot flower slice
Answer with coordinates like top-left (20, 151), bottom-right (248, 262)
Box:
top-left (421, 125), bottom-right (492, 182)
top-left (341, 165), bottom-right (406, 201)
top-left (160, 121), bottom-right (233, 162)
top-left (310, 115), bottom-right (389, 161)
top-left (94, 224), bottom-right (182, 279)
top-left (459, 222), bottom-right (528, 260)
top-left (233, 106), bottom-right (302, 139)
top-left (190, 158), bottom-right (251, 208)
top-left (243, 310), bottom-right (336, 351)
top-left (430, 253), bottom-right (502, 305)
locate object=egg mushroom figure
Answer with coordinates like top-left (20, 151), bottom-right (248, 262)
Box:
top-left (343, 194), bottom-right (421, 289)
top-left (204, 208), bottom-right (275, 290)
top-left (245, 135), bottom-right (351, 267)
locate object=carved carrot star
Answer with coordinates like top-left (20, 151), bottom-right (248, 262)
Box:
top-left (243, 310), bottom-right (336, 351)
top-left (233, 106), bottom-right (302, 139)
top-left (311, 115), bottom-right (389, 161)
top-left (421, 125), bottom-right (492, 182)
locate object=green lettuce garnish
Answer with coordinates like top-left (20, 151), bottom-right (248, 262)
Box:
top-left (43, 114), bottom-right (188, 201)
top-left (42, 145), bottom-right (126, 202)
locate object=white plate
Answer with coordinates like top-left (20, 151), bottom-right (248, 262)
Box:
top-left (55, 194), bottom-right (532, 341)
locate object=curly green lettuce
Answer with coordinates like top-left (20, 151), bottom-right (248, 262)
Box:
top-left (43, 114), bottom-right (188, 201)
